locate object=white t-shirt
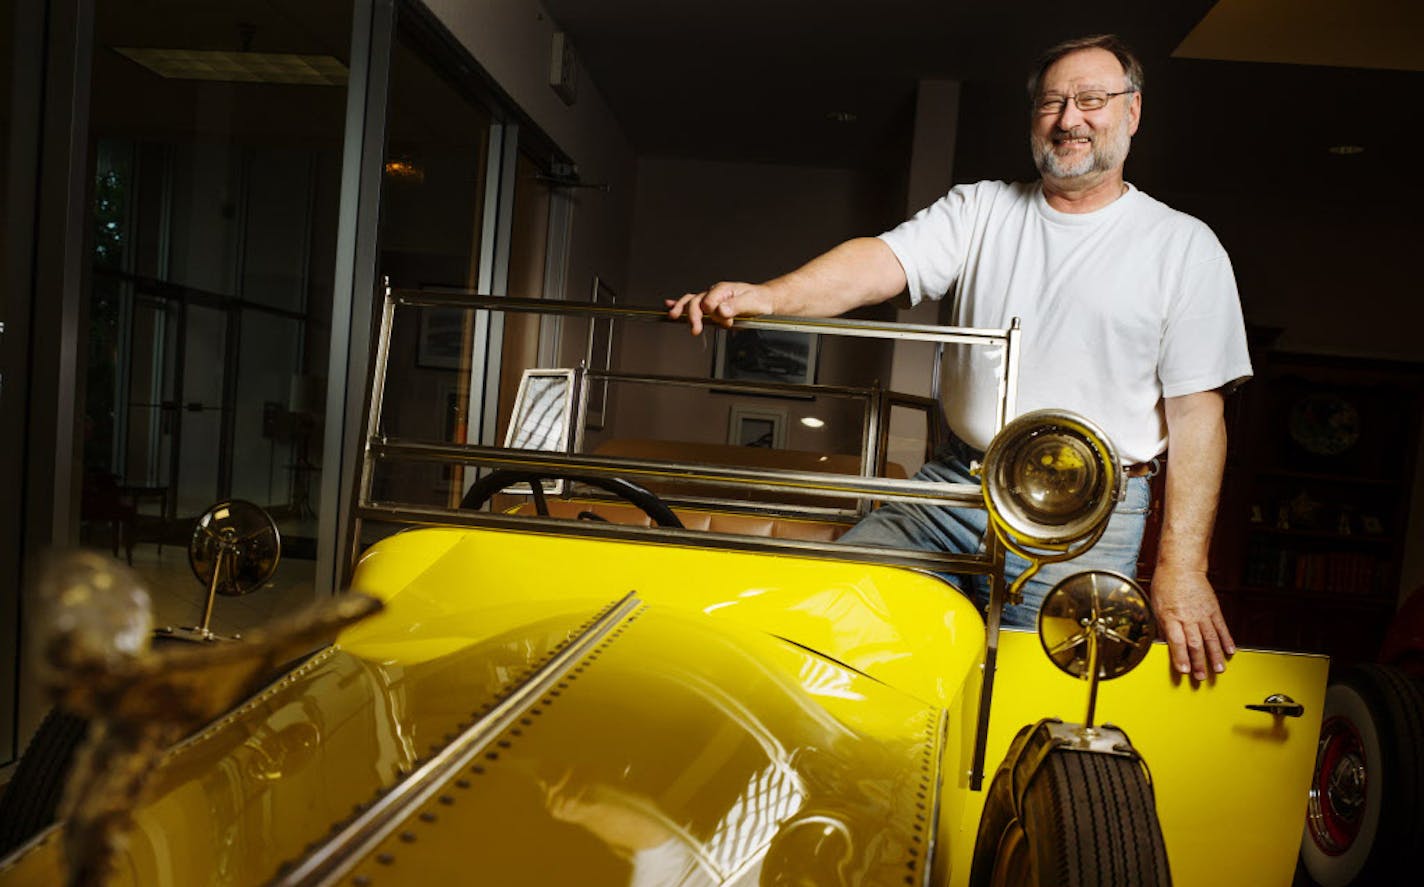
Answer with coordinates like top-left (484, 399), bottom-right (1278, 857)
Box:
top-left (878, 180), bottom-right (1252, 464)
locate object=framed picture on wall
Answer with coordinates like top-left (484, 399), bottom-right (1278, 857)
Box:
top-left (728, 405), bottom-right (787, 449)
top-left (417, 308), bottom-right (466, 370)
top-left (713, 328), bottom-right (818, 386)
top-left (585, 276), bottom-right (616, 429)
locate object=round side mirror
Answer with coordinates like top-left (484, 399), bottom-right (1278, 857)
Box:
top-left (189, 500), bottom-right (281, 597)
top-left (1038, 570), bottom-right (1155, 681)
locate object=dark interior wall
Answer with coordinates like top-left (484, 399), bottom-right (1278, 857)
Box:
top-left (1172, 196), bottom-right (1421, 362)
top-left (611, 156), bottom-right (904, 456)
top-left (625, 157), bottom-right (905, 309)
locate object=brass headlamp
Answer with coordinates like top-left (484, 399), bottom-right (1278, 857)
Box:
top-left (981, 409), bottom-right (1124, 557)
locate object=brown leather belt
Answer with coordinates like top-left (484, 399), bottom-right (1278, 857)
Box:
top-left (946, 433), bottom-right (1160, 479)
top-left (1124, 459), bottom-right (1160, 478)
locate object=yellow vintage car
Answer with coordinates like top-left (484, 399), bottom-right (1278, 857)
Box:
top-left (0, 290), bottom-right (1330, 886)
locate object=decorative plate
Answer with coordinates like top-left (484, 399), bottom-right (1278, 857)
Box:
top-left (1288, 392), bottom-right (1360, 456)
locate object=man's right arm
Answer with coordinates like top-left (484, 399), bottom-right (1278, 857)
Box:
top-left (665, 237), bottom-right (906, 334)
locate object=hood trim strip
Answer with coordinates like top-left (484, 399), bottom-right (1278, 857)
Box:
top-left (269, 592), bottom-right (643, 887)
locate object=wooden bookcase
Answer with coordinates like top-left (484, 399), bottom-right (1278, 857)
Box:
top-left (1140, 351), bottom-right (1423, 668)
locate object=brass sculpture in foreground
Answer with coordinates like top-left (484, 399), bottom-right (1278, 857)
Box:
top-left (32, 551), bottom-right (381, 887)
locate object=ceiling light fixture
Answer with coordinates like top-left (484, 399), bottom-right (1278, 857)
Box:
top-left (826, 111), bottom-right (857, 124)
top-left (800, 417), bottom-right (825, 428)
top-left (113, 47), bottom-right (348, 86)
top-left (1327, 145), bottom-right (1365, 156)
top-left (383, 159), bottom-right (425, 183)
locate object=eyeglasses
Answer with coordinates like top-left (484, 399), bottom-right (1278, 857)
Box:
top-left (1034, 89), bottom-right (1135, 115)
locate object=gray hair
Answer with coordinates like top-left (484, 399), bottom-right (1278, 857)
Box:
top-left (1027, 34), bottom-right (1144, 100)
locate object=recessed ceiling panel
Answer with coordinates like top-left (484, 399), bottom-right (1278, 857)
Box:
top-left (1173, 0), bottom-right (1424, 72)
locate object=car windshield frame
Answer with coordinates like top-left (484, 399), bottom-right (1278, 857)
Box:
top-left (353, 283), bottom-right (1023, 580)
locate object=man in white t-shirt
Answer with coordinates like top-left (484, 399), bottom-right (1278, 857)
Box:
top-left (666, 34), bottom-right (1248, 682)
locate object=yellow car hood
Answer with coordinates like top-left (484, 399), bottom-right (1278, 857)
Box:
top-left (2, 526), bottom-right (969, 886)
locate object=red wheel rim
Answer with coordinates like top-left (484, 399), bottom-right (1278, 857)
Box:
top-left (1307, 715), bottom-right (1368, 855)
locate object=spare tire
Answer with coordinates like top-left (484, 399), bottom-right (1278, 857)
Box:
top-left (0, 707), bottom-right (89, 856)
top-left (971, 721), bottom-right (1171, 886)
top-left (1300, 663), bottom-right (1424, 886)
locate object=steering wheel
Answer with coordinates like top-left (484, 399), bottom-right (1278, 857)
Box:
top-left (459, 470), bottom-right (684, 529)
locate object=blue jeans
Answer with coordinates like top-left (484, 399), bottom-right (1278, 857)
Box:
top-left (839, 450), bottom-right (1151, 628)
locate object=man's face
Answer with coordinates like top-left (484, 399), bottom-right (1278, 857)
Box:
top-left (1030, 48), bottom-right (1141, 184)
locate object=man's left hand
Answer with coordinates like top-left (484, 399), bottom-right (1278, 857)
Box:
top-left (1150, 563), bottom-right (1235, 681)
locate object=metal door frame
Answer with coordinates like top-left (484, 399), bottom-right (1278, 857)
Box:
top-left (318, 0), bottom-right (397, 594)
top-left (320, 0), bottom-right (575, 591)
top-left (1, 0), bottom-right (94, 771)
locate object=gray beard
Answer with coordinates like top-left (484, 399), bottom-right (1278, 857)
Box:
top-left (1032, 124), bottom-right (1131, 180)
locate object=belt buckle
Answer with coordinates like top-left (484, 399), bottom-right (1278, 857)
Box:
top-left (1117, 459), bottom-right (1160, 502)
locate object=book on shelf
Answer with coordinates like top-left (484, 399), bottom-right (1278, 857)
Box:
top-left (1243, 538), bottom-right (1380, 595)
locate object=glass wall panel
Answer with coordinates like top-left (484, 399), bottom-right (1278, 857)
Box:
top-left (241, 147), bottom-right (317, 313)
top-left (172, 303), bottom-right (228, 517)
top-left (76, 0), bottom-right (354, 635)
top-left (372, 29), bottom-right (493, 512)
top-left (123, 297), bottom-right (167, 485)
top-left (231, 313), bottom-right (308, 516)
top-left (379, 37), bottom-right (491, 289)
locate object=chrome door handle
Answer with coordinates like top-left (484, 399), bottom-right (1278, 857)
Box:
top-left (1245, 694), bottom-right (1304, 718)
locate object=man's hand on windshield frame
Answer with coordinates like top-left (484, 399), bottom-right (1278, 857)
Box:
top-left (665, 282), bottom-right (773, 335)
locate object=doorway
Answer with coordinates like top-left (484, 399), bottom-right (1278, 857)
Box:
top-left (75, 0), bottom-right (355, 633)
